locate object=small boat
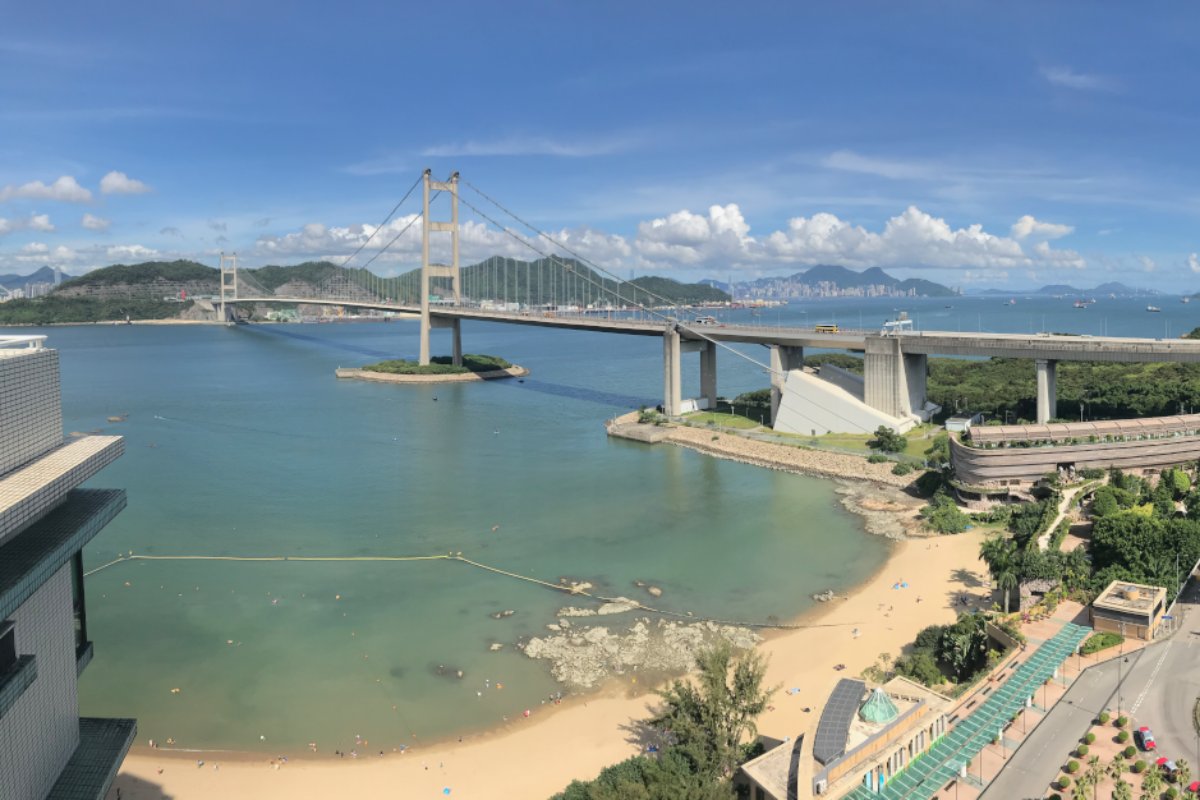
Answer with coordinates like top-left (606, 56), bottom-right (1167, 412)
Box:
top-left (1183, 297), bottom-right (1191, 304)
top-left (1006, 299), bottom-right (1017, 306)
top-left (1073, 300), bottom-right (1087, 309)
top-left (1147, 305), bottom-right (1162, 312)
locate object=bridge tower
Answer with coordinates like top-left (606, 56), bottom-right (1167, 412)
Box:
top-left (219, 252), bottom-right (238, 323)
top-left (420, 170), bottom-right (462, 366)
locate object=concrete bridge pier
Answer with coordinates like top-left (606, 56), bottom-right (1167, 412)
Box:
top-left (700, 340), bottom-right (718, 410)
top-left (863, 338), bottom-right (929, 422)
top-left (429, 317), bottom-right (464, 366)
top-left (663, 327), bottom-right (681, 416)
top-left (769, 345), bottom-right (804, 424)
top-left (1036, 359), bottom-right (1057, 423)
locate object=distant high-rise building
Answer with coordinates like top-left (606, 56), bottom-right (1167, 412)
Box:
top-left (0, 336), bottom-right (132, 800)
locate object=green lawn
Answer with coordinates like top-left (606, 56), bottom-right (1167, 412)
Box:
top-left (809, 424), bottom-right (937, 459)
top-left (682, 411), bottom-right (763, 430)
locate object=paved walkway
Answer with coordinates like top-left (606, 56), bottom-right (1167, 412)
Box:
top-left (843, 622), bottom-right (1090, 800)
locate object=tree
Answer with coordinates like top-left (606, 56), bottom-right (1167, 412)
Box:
top-left (980, 537), bottom-right (1019, 611)
top-left (868, 425), bottom-right (907, 453)
top-left (1176, 757), bottom-right (1192, 789)
top-left (1140, 764), bottom-right (1164, 798)
top-left (1106, 755), bottom-right (1125, 785)
top-left (924, 433), bottom-right (951, 471)
top-left (1112, 778), bottom-right (1132, 800)
top-left (649, 643), bottom-right (773, 779)
top-left (920, 492), bottom-right (971, 535)
top-left (1084, 755), bottom-right (1103, 800)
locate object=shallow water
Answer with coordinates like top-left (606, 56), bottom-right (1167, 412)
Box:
top-left (58, 320), bottom-right (889, 753)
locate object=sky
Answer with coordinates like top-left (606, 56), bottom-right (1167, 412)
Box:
top-left (4, 1), bottom-right (1200, 291)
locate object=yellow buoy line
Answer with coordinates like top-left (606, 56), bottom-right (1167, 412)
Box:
top-left (84, 552), bottom-right (837, 631)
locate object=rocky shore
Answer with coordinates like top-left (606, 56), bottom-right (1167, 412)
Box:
top-left (335, 365), bottom-right (529, 384)
top-left (520, 617), bottom-right (760, 689)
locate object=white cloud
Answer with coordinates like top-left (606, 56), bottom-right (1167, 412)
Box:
top-left (28, 214), bottom-right (54, 232)
top-left (81, 213), bottom-right (110, 231)
top-left (19, 242), bottom-right (48, 255)
top-left (106, 244), bottom-right (158, 260)
top-left (0, 175), bottom-right (91, 203)
top-left (821, 150), bottom-right (937, 181)
top-left (255, 203), bottom-right (1086, 276)
top-left (0, 213), bottom-right (55, 236)
top-left (1139, 255), bottom-right (1157, 273)
top-left (1040, 66), bottom-right (1116, 92)
top-left (422, 135), bottom-right (634, 158)
top-left (1011, 215), bottom-right (1073, 240)
top-left (1189, 253), bottom-right (1200, 274)
top-left (99, 171), bottom-right (151, 195)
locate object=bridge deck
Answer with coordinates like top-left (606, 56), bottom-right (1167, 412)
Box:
top-left (223, 297), bottom-right (1200, 361)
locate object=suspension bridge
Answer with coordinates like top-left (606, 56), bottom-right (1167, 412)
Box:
top-left (214, 170), bottom-right (1200, 430)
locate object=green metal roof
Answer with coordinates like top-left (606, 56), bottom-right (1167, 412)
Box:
top-left (859, 687), bottom-right (900, 724)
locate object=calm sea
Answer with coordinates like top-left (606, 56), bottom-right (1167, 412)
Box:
top-left (63, 292), bottom-right (1197, 752)
top-left (59, 316), bottom-right (885, 754)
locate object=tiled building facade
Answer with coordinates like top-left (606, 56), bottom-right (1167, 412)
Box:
top-left (0, 337), bottom-right (133, 800)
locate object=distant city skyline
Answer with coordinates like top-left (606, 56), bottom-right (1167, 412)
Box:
top-left (3, 2), bottom-right (1200, 290)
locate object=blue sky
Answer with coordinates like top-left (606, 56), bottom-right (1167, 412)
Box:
top-left (3, 1), bottom-right (1200, 290)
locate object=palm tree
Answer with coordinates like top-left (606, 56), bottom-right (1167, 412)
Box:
top-left (1112, 778), bottom-right (1133, 800)
top-left (1177, 757), bottom-right (1192, 789)
top-left (980, 536), bottom-right (1018, 611)
top-left (1107, 755), bottom-right (1125, 784)
top-left (1072, 779), bottom-right (1089, 800)
top-left (1086, 755), bottom-right (1103, 800)
top-left (1141, 764), bottom-right (1164, 798)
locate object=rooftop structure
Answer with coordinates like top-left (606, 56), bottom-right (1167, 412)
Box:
top-left (0, 335), bottom-right (133, 800)
top-left (1091, 580), bottom-right (1167, 641)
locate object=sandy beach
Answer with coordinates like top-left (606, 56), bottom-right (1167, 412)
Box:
top-left (112, 529), bottom-right (986, 800)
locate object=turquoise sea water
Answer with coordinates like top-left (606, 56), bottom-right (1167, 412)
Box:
top-left (64, 293), bottom-right (1199, 753)
top-left (61, 319), bottom-right (888, 754)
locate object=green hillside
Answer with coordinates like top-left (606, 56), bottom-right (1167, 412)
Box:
top-left (58, 260), bottom-right (217, 288)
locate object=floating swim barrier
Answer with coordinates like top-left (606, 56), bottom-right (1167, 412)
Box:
top-left (85, 552), bottom-right (859, 631)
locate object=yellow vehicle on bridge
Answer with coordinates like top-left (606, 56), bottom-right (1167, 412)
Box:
top-left (814, 323), bottom-right (839, 333)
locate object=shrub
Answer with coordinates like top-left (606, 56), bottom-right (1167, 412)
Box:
top-left (920, 492), bottom-right (971, 534)
top-left (868, 425), bottom-right (907, 453)
top-left (1123, 745), bottom-right (1136, 759)
top-left (1084, 732), bottom-right (1096, 744)
top-left (1098, 711), bottom-right (1111, 724)
top-left (867, 453), bottom-right (889, 464)
top-left (1080, 632), bottom-right (1124, 655)
top-left (1133, 760), bottom-right (1147, 773)
top-left (1058, 775), bottom-right (1071, 789)
top-left (891, 462), bottom-right (914, 476)
top-left (1166, 788), bottom-right (1178, 800)
top-left (1066, 760), bottom-right (1080, 774)
top-left (1116, 730), bottom-right (1129, 744)
top-left (1076, 744), bottom-right (1089, 757)
top-left (1115, 715), bottom-right (1128, 728)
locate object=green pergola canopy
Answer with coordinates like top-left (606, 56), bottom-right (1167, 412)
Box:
top-left (859, 687), bottom-right (900, 724)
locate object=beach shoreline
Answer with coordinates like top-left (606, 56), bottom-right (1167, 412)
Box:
top-left (114, 521), bottom-right (986, 799)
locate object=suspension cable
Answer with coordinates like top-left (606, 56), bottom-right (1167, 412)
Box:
top-left (340, 173), bottom-right (423, 270)
top-left (454, 192), bottom-right (780, 377)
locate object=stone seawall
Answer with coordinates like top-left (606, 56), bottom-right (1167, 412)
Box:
top-left (335, 365), bottom-right (529, 384)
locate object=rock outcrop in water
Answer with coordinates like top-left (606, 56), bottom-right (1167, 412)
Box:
top-left (521, 618), bottom-right (760, 689)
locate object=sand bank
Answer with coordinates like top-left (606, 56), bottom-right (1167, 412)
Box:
top-left (113, 529), bottom-right (986, 800)
top-left (335, 365), bottom-right (530, 384)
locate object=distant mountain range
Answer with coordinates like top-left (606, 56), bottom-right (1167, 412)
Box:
top-left (702, 265), bottom-right (958, 299)
top-left (976, 281), bottom-right (1159, 297)
top-left (0, 266), bottom-right (67, 291)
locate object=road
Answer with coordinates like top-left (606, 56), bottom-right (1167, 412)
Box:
top-left (982, 580), bottom-right (1200, 799)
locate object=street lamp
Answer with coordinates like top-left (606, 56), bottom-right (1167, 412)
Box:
top-left (1117, 655), bottom-right (1129, 719)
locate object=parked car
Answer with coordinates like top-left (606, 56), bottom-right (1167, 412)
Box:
top-left (1135, 726), bottom-right (1157, 751)
top-left (1156, 757), bottom-right (1178, 780)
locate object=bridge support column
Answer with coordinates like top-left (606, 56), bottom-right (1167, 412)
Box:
top-left (903, 353), bottom-right (928, 418)
top-left (1036, 359), bottom-right (1057, 423)
top-left (451, 319), bottom-right (462, 367)
top-left (663, 327), bottom-right (681, 417)
top-left (864, 336), bottom-right (909, 419)
top-left (700, 341), bottom-right (718, 410)
top-left (769, 345), bottom-right (804, 425)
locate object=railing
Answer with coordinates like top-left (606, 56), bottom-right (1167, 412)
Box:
top-left (0, 335), bottom-right (46, 350)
